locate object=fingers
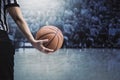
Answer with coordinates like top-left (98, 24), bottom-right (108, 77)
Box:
top-left (39, 39), bottom-right (49, 44)
top-left (34, 39), bottom-right (54, 54)
top-left (40, 45), bottom-right (54, 54)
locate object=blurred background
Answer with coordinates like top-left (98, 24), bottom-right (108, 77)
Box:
top-left (7, 0), bottom-right (120, 80)
top-left (8, 0), bottom-right (120, 49)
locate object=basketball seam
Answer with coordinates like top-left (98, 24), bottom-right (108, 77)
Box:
top-left (59, 30), bottom-right (63, 38)
top-left (46, 27), bottom-right (63, 39)
top-left (58, 32), bottom-right (63, 40)
top-left (49, 27), bottom-right (63, 39)
top-left (45, 29), bottom-right (59, 48)
top-left (57, 33), bottom-right (63, 49)
top-left (54, 35), bottom-right (59, 51)
top-left (48, 27), bottom-right (58, 31)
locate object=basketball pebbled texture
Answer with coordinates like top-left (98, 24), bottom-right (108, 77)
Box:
top-left (35, 26), bottom-right (64, 51)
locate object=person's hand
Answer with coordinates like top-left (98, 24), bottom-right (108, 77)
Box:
top-left (31, 39), bottom-right (54, 54)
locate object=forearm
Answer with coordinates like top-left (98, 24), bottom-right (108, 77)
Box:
top-left (7, 7), bottom-right (35, 44)
top-left (15, 18), bottom-right (35, 43)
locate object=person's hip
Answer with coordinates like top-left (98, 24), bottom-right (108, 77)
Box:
top-left (0, 30), bottom-right (10, 42)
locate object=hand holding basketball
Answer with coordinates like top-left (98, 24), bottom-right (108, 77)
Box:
top-left (31, 39), bottom-right (54, 54)
top-left (35, 26), bottom-right (64, 53)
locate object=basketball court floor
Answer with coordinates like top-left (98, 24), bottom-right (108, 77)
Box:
top-left (14, 48), bottom-right (120, 80)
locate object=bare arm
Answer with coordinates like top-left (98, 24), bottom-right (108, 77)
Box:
top-left (7, 7), bottom-right (53, 53)
top-left (7, 7), bottom-right (34, 43)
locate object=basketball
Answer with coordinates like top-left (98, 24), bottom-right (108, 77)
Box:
top-left (35, 26), bottom-right (64, 52)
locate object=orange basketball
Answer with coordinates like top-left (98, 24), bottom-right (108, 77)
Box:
top-left (35, 26), bottom-right (64, 52)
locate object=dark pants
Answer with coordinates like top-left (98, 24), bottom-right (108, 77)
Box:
top-left (0, 30), bottom-right (15, 80)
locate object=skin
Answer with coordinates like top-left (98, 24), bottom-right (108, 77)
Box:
top-left (7, 6), bottom-right (53, 53)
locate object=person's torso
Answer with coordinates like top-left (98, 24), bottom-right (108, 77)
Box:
top-left (0, 0), bottom-right (8, 32)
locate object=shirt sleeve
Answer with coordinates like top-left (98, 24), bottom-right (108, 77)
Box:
top-left (5, 0), bottom-right (20, 8)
